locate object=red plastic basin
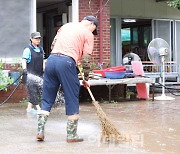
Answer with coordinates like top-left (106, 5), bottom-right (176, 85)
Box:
top-left (93, 70), bottom-right (105, 77)
top-left (104, 66), bottom-right (126, 72)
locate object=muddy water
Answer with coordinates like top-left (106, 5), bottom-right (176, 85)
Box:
top-left (96, 99), bottom-right (180, 154)
top-left (0, 95), bottom-right (180, 153)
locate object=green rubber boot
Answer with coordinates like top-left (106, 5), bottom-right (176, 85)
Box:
top-left (67, 119), bottom-right (84, 143)
top-left (36, 110), bottom-right (49, 141)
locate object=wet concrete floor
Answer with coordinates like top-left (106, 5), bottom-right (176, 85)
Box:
top-left (0, 94), bottom-right (180, 154)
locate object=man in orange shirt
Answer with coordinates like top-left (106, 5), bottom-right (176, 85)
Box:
top-left (37, 16), bottom-right (98, 143)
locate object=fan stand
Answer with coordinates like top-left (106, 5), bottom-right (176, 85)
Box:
top-left (155, 56), bottom-right (175, 101)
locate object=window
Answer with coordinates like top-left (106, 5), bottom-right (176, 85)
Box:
top-left (121, 28), bottom-right (130, 46)
top-left (121, 19), bottom-right (151, 61)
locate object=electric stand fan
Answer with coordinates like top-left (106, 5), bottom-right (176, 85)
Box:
top-left (147, 38), bottom-right (175, 101)
top-left (123, 52), bottom-right (141, 65)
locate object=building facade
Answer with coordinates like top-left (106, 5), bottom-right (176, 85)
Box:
top-left (1, 0), bottom-right (180, 103)
top-left (110, 0), bottom-right (180, 67)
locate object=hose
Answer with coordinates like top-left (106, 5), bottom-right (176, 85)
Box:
top-left (135, 74), bottom-right (180, 96)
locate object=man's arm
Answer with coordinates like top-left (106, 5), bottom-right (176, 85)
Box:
top-left (81, 54), bottom-right (91, 81)
top-left (21, 58), bottom-right (27, 84)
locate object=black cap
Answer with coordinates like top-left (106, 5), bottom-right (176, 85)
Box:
top-left (83, 15), bottom-right (98, 35)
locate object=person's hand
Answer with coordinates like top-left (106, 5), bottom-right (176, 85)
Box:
top-left (82, 80), bottom-right (90, 89)
top-left (22, 69), bottom-right (27, 84)
top-left (23, 69), bottom-right (27, 75)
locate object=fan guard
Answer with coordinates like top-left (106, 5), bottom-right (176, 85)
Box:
top-left (147, 38), bottom-right (174, 101)
top-left (123, 52), bottom-right (141, 65)
top-left (147, 38), bottom-right (170, 64)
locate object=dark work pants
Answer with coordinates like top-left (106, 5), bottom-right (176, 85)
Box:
top-left (26, 78), bottom-right (42, 106)
top-left (41, 54), bottom-right (80, 115)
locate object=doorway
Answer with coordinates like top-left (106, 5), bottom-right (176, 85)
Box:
top-left (110, 18), bottom-right (152, 66)
top-left (37, 0), bottom-right (71, 58)
top-left (121, 18), bottom-right (152, 61)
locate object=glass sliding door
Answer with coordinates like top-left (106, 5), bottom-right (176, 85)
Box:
top-left (152, 20), bottom-right (171, 44)
top-left (121, 19), bottom-right (151, 61)
top-left (152, 19), bottom-right (172, 61)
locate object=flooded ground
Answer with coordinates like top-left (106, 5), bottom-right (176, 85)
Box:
top-left (0, 94), bottom-right (180, 154)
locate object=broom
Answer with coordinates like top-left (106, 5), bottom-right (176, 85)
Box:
top-left (79, 66), bottom-right (130, 143)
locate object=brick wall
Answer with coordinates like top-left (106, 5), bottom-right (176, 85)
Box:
top-left (79, 0), bottom-right (110, 66)
top-left (0, 84), bottom-right (28, 104)
top-left (0, 63), bottom-right (28, 104)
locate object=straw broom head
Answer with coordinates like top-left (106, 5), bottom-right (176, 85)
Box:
top-left (92, 100), bottom-right (130, 143)
top-left (78, 64), bottom-right (130, 143)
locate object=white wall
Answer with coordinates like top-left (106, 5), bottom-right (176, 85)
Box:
top-left (110, 0), bottom-right (180, 19)
top-left (0, 0), bottom-right (30, 61)
top-left (72, 0), bottom-right (79, 22)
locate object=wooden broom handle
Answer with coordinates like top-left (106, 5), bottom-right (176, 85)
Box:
top-left (78, 65), bottom-right (96, 102)
top-left (87, 86), bottom-right (96, 102)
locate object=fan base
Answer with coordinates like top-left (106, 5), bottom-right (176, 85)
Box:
top-left (155, 94), bottom-right (175, 101)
